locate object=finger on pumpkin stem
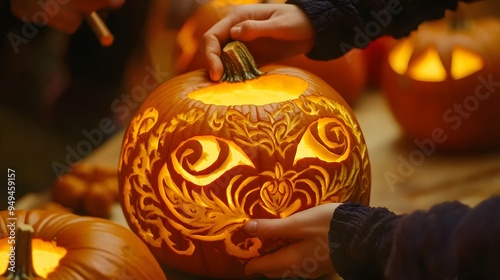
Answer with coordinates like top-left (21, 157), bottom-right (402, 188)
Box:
top-left (220, 41), bottom-right (264, 83)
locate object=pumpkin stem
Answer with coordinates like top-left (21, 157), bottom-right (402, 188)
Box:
top-left (448, 5), bottom-right (471, 30)
top-left (450, 17), bottom-right (471, 30)
top-left (2, 224), bottom-right (41, 280)
top-left (220, 41), bottom-right (264, 82)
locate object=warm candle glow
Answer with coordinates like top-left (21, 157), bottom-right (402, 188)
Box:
top-left (0, 238), bottom-right (67, 278)
top-left (390, 41), bottom-right (484, 82)
top-left (31, 239), bottom-right (67, 277)
top-left (388, 39), bottom-right (414, 75)
top-left (389, 42), bottom-right (449, 82)
top-left (188, 75), bottom-right (308, 106)
top-left (451, 46), bottom-right (484, 79)
top-left (170, 135), bottom-right (255, 186)
top-left (407, 47), bottom-right (447, 82)
top-left (294, 118), bottom-right (351, 164)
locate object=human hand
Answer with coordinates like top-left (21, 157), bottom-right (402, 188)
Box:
top-left (243, 203), bottom-right (341, 279)
top-left (202, 3), bottom-right (314, 81)
top-left (10, 0), bottom-right (125, 34)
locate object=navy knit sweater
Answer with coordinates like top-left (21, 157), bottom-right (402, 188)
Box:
top-left (286, 0), bottom-right (477, 60)
top-left (329, 196), bottom-right (500, 279)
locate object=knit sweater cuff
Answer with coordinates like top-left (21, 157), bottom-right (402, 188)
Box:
top-left (329, 202), bottom-right (399, 280)
top-left (285, 0), bottom-right (468, 61)
top-left (286, 0), bottom-right (349, 60)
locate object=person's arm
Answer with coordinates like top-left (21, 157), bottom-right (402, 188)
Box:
top-left (288, 0), bottom-right (479, 60)
top-left (330, 195), bottom-right (500, 279)
top-left (203, 0), bottom-right (478, 81)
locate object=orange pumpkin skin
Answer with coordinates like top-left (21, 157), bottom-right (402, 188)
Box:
top-left (118, 43), bottom-right (371, 279)
top-left (274, 49), bottom-right (367, 105)
top-left (362, 36), bottom-right (396, 88)
top-left (381, 16), bottom-right (500, 152)
top-left (0, 210), bottom-right (167, 280)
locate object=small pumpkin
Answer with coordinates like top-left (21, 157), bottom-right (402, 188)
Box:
top-left (118, 41), bottom-right (370, 278)
top-left (51, 164), bottom-right (118, 218)
top-left (0, 209), bottom-right (167, 280)
top-left (380, 12), bottom-right (500, 152)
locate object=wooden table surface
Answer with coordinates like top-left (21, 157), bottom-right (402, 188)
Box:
top-left (18, 90), bottom-right (500, 280)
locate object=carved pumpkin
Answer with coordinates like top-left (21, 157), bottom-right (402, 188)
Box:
top-left (118, 41), bottom-right (371, 278)
top-left (0, 209), bottom-right (167, 280)
top-left (381, 13), bottom-right (500, 152)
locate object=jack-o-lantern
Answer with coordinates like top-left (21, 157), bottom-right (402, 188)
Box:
top-left (381, 13), bottom-right (500, 152)
top-left (0, 210), bottom-right (167, 280)
top-left (118, 41), bottom-right (371, 278)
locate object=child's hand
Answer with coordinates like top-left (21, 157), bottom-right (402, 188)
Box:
top-left (10, 0), bottom-right (125, 34)
top-left (243, 203), bottom-right (340, 279)
top-left (202, 4), bottom-right (315, 81)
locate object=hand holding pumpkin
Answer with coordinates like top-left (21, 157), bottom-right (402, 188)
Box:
top-left (202, 3), bottom-right (314, 81)
top-left (243, 203), bottom-right (340, 279)
top-left (10, 0), bottom-right (125, 34)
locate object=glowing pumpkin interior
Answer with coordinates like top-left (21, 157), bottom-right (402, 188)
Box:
top-left (188, 74), bottom-right (308, 106)
top-left (389, 40), bottom-right (484, 81)
top-left (0, 238), bottom-right (67, 277)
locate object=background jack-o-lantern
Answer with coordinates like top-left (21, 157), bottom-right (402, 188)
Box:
top-left (118, 42), bottom-right (371, 279)
top-left (0, 210), bottom-right (167, 280)
top-left (381, 10), bottom-right (500, 152)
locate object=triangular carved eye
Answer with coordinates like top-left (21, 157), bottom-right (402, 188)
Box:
top-left (171, 135), bottom-right (255, 186)
top-left (293, 118), bottom-right (351, 165)
top-left (389, 39), bottom-right (414, 76)
top-left (389, 41), bottom-right (447, 82)
top-left (407, 47), bottom-right (447, 82)
top-left (389, 41), bottom-right (484, 82)
top-left (451, 46), bottom-right (483, 79)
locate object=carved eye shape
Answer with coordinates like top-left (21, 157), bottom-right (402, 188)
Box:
top-left (389, 42), bottom-right (447, 82)
top-left (294, 118), bottom-right (351, 165)
top-left (389, 41), bottom-right (484, 82)
top-left (451, 46), bottom-right (484, 79)
top-left (407, 47), bottom-right (447, 82)
top-left (171, 135), bottom-right (255, 186)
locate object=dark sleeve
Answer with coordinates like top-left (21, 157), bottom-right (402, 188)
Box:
top-left (329, 195), bottom-right (500, 280)
top-left (285, 0), bottom-right (477, 60)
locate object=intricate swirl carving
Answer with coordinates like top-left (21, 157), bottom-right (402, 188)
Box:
top-left (207, 103), bottom-right (306, 159)
top-left (119, 93), bottom-right (370, 261)
top-left (171, 135), bottom-right (255, 186)
top-left (294, 117), bottom-right (351, 164)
